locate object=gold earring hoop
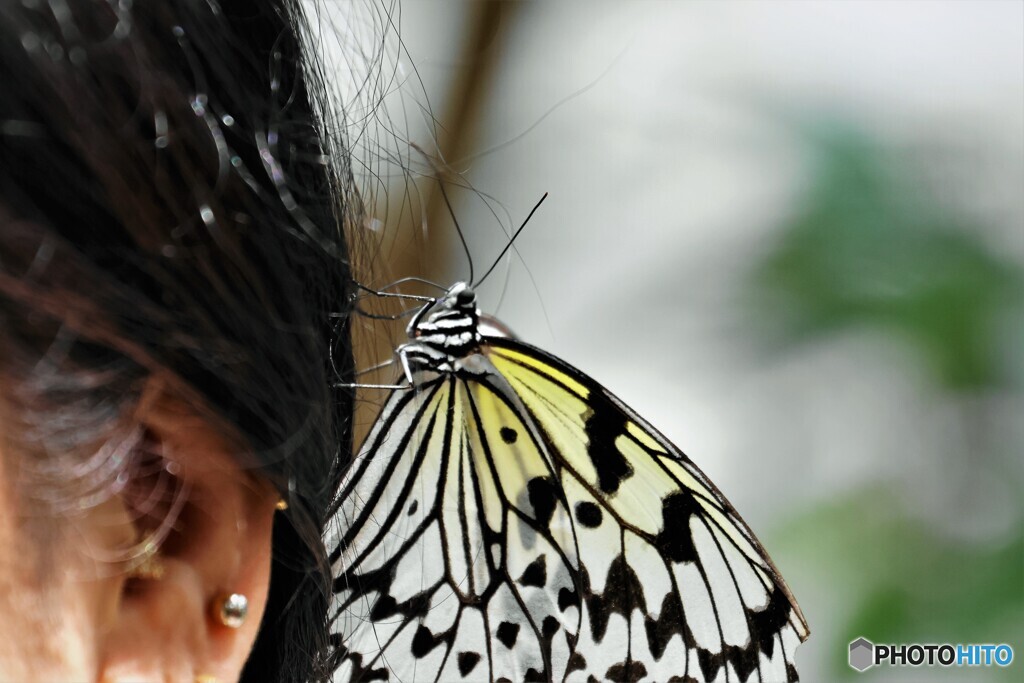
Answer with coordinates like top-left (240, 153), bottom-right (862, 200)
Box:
top-left (125, 540), bottom-right (165, 580)
top-left (211, 592), bottom-right (249, 628)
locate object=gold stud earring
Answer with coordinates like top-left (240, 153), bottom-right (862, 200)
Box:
top-left (211, 592), bottom-right (248, 628)
top-left (194, 675), bottom-right (219, 683)
top-left (275, 497), bottom-right (288, 511)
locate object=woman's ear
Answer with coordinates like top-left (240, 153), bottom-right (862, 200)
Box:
top-left (98, 386), bottom-right (280, 683)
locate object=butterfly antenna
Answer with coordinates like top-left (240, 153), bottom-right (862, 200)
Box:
top-left (434, 178), bottom-right (475, 286)
top-left (474, 192), bottom-right (548, 289)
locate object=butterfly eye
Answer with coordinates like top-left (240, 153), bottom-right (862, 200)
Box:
top-left (455, 289), bottom-right (475, 306)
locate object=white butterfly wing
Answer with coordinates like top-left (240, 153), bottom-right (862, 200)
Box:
top-left (329, 337), bottom-right (808, 682)
top-left (330, 374), bottom-right (581, 682)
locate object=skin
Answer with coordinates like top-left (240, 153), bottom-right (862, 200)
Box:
top-left (0, 384), bottom-right (279, 682)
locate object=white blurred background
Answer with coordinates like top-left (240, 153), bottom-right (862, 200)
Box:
top-left (320, 1), bottom-right (1023, 680)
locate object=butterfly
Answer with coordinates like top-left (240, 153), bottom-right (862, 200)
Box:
top-left (329, 281), bottom-right (809, 682)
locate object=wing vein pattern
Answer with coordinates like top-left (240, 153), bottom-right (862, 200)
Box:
top-left (330, 304), bottom-right (808, 683)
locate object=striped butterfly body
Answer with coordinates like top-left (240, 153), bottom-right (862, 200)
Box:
top-left (330, 282), bottom-right (808, 683)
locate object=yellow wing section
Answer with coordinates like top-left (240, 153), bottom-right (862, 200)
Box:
top-left (485, 339), bottom-right (809, 682)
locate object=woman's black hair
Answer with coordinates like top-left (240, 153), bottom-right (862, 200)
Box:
top-left (0, 1), bottom-right (357, 680)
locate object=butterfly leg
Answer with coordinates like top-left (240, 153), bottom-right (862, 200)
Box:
top-left (398, 344), bottom-right (416, 386)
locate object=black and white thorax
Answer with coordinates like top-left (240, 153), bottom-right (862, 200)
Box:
top-left (397, 282), bottom-right (485, 381)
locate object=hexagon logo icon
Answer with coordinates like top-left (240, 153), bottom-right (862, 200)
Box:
top-left (849, 637), bottom-right (875, 672)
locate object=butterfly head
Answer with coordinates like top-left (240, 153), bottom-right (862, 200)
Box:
top-left (441, 281), bottom-right (478, 314)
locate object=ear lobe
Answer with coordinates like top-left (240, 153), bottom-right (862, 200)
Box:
top-left (98, 392), bottom-right (278, 683)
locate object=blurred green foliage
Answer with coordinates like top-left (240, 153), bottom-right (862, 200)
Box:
top-left (749, 125), bottom-right (1022, 392)
top-left (749, 123), bottom-right (1023, 679)
top-left (777, 488), bottom-right (1023, 680)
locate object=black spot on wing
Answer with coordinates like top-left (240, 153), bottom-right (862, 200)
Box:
top-left (496, 621), bottom-right (520, 649)
top-left (626, 586), bottom-right (794, 683)
top-left (371, 584), bottom-right (431, 623)
top-left (518, 555), bottom-right (547, 588)
top-left (649, 582), bottom-right (795, 682)
top-left (586, 555), bottom-right (645, 642)
top-left (365, 593), bottom-right (396, 621)
top-left (567, 652), bottom-right (587, 674)
top-left (572, 546), bottom-right (798, 681)
top-left (653, 493), bottom-right (701, 563)
top-left (457, 651), bottom-right (480, 677)
top-left (337, 560), bottom-right (433, 623)
top-left (525, 668), bottom-right (546, 682)
top-left (527, 476), bottom-right (558, 528)
top-left (542, 615), bottom-right (560, 638)
top-left (725, 644), bottom-right (760, 682)
top-left (575, 501), bottom-right (603, 528)
top-left (787, 662), bottom-right (801, 681)
top-left (411, 624), bottom-right (443, 658)
top-left (558, 584), bottom-right (580, 612)
top-left (749, 588), bottom-right (791, 659)
top-left (583, 406), bottom-right (633, 494)
top-left (407, 499), bottom-right (418, 516)
top-left (500, 426), bottom-right (518, 444)
top-left (696, 643), bottom-right (762, 682)
top-left (643, 592), bottom-right (690, 660)
top-left (606, 660), bottom-right (648, 683)
top-left (696, 647), bottom-right (719, 682)
top-left (328, 639), bottom-right (391, 681)
top-left (536, 615), bottom-right (562, 675)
